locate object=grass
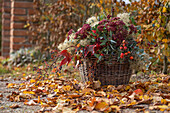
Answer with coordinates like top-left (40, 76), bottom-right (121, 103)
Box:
top-left (0, 65), bottom-right (11, 75)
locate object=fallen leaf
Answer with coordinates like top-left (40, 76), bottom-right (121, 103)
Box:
top-left (134, 89), bottom-right (143, 95)
top-left (10, 104), bottom-right (20, 109)
top-left (0, 94), bottom-right (3, 97)
top-left (7, 83), bottom-right (15, 88)
top-left (82, 88), bottom-right (95, 94)
top-left (110, 105), bottom-right (120, 111)
top-left (23, 91), bottom-right (35, 95)
top-left (24, 100), bottom-right (37, 106)
top-left (30, 79), bottom-right (36, 83)
top-left (95, 101), bottom-right (109, 111)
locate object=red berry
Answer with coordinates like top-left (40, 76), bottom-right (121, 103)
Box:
top-left (125, 53), bottom-right (128, 56)
top-left (128, 51), bottom-right (130, 53)
top-left (123, 44), bottom-right (125, 46)
top-left (92, 30), bottom-right (96, 33)
top-left (130, 56), bottom-right (133, 60)
top-left (120, 53), bottom-right (124, 59)
top-left (120, 47), bottom-right (123, 49)
top-left (124, 46), bottom-right (127, 50)
top-left (101, 54), bottom-right (104, 56)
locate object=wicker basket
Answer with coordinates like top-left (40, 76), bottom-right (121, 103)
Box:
top-left (79, 55), bottom-right (132, 86)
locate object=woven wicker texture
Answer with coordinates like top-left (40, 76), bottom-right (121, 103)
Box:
top-left (79, 55), bottom-right (132, 86)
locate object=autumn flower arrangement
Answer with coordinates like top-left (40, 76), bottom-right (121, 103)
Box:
top-left (58, 13), bottom-right (138, 66)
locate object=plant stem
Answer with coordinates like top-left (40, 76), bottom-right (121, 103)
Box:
top-left (163, 55), bottom-right (167, 74)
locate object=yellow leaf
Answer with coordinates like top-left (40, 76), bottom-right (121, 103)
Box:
top-left (161, 99), bottom-right (167, 104)
top-left (125, 85), bottom-right (131, 91)
top-left (38, 96), bottom-right (40, 103)
top-left (95, 101), bottom-right (109, 111)
top-left (111, 105), bottom-right (120, 111)
top-left (162, 7), bottom-right (167, 13)
top-left (23, 74), bottom-right (26, 76)
top-left (128, 101), bottom-right (137, 106)
top-left (7, 83), bottom-right (15, 88)
top-left (54, 89), bottom-right (59, 93)
top-left (30, 79), bottom-right (36, 83)
top-left (63, 85), bottom-right (72, 91)
top-left (144, 95), bottom-right (150, 100)
top-left (23, 91), bottom-right (35, 95)
top-left (100, 0), bottom-right (103, 4)
top-left (139, 95), bottom-right (143, 100)
top-left (158, 105), bottom-right (168, 110)
top-left (168, 57), bottom-right (170, 62)
top-left (162, 39), bottom-right (168, 43)
top-left (155, 23), bottom-right (160, 27)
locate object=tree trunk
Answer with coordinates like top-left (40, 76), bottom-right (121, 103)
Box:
top-left (163, 55), bottom-right (167, 74)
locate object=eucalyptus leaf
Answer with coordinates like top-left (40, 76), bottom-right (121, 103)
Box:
top-left (110, 40), bottom-right (116, 43)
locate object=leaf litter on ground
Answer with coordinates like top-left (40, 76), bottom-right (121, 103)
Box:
top-left (5, 73), bottom-right (170, 112)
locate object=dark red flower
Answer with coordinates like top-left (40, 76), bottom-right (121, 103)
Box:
top-left (107, 15), bottom-right (111, 19)
top-left (82, 24), bottom-right (91, 31)
top-left (99, 19), bottom-right (108, 25)
top-left (110, 17), bottom-right (120, 21)
top-left (97, 25), bottom-right (105, 31)
top-left (67, 29), bottom-right (73, 40)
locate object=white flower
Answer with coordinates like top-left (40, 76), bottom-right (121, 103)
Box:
top-left (117, 13), bottom-right (130, 25)
top-left (58, 32), bottom-right (78, 51)
top-left (86, 16), bottom-right (98, 24)
top-left (77, 27), bottom-right (82, 32)
top-left (80, 39), bottom-right (90, 46)
top-left (58, 43), bottom-right (64, 51)
top-left (91, 21), bottom-right (99, 27)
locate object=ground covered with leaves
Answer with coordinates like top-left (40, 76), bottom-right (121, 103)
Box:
top-left (0, 73), bottom-right (169, 113)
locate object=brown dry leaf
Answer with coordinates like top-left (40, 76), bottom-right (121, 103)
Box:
top-left (0, 106), bottom-right (4, 109)
top-left (149, 105), bottom-right (169, 111)
top-left (7, 83), bottom-right (15, 88)
top-left (10, 104), bottom-right (20, 109)
top-left (96, 91), bottom-right (106, 97)
top-left (0, 94), bottom-right (3, 97)
top-left (82, 88), bottom-right (95, 94)
top-left (68, 94), bottom-right (81, 98)
top-left (95, 101), bottom-right (109, 111)
top-left (110, 105), bottom-right (120, 111)
top-left (93, 81), bottom-right (101, 89)
top-left (62, 107), bottom-right (76, 113)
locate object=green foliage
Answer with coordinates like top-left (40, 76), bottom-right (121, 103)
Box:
top-left (7, 48), bottom-right (51, 67)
